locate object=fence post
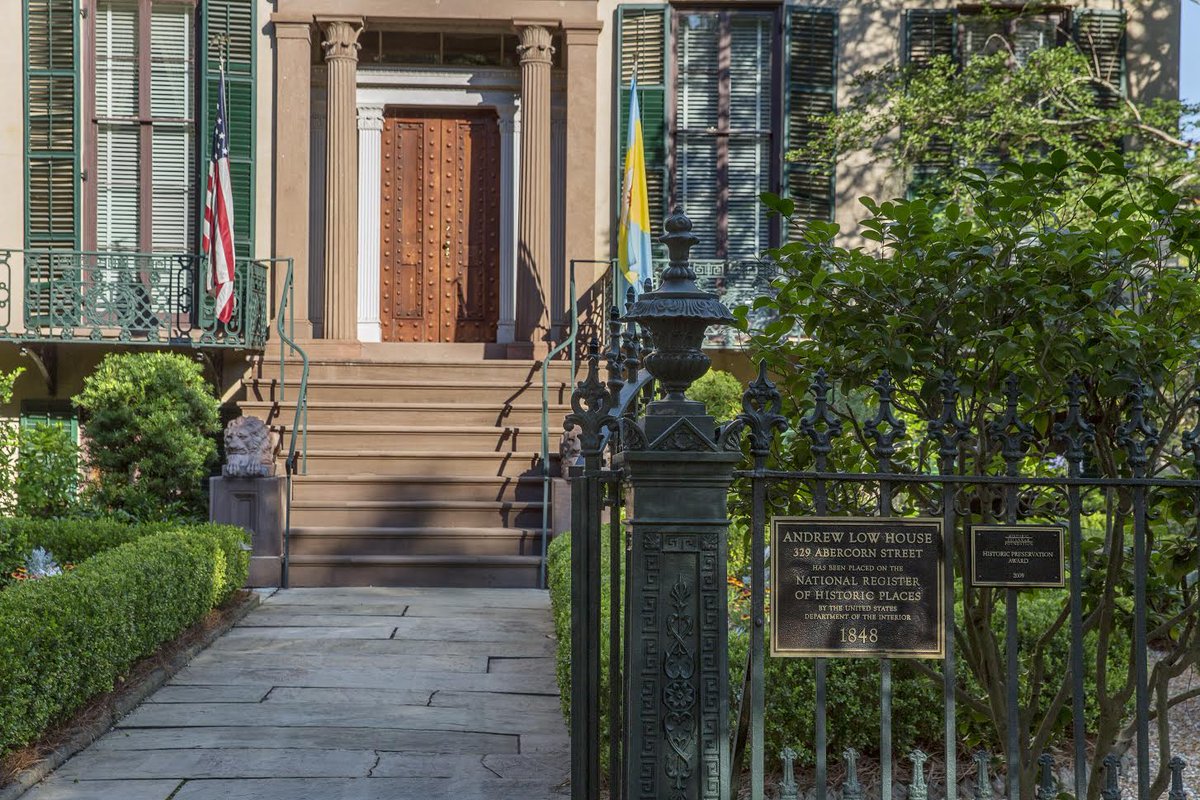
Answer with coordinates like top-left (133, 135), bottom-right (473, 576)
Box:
top-left (616, 212), bottom-right (741, 800)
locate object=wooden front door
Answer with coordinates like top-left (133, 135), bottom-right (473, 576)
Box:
top-left (380, 109), bottom-right (501, 342)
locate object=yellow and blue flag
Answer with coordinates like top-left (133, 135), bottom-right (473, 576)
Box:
top-left (618, 76), bottom-right (654, 293)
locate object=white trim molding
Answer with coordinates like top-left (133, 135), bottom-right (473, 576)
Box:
top-left (356, 103), bottom-right (385, 342)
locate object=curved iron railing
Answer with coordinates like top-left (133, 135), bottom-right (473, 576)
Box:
top-left (0, 249), bottom-right (270, 349)
top-left (275, 259), bottom-right (309, 589)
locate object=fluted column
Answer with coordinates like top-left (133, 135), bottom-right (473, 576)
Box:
top-left (318, 17), bottom-right (363, 341)
top-left (271, 17), bottom-right (313, 338)
top-left (516, 24), bottom-right (554, 344)
top-left (356, 104), bottom-right (383, 342)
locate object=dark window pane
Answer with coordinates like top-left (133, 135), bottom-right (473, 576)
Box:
top-left (379, 31), bottom-right (440, 65)
top-left (443, 33), bottom-right (505, 67)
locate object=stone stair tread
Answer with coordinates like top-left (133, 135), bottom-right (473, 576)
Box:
top-left (251, 377), bottom-right (570, 388)
top-left (292, 424), bottom-right (525, 433)
top-left (244, 400), bottom-right (569, 409)
top-left (288, 554), bottom-right (544, 565)
top-left (291, 499), bottom-right (544, 509)
top-left (290, 526), bottom-right (541, 536)
top-left (296, 449), bottom-right (545, 457)
top-left (292, 475), bottom-right (542, 483)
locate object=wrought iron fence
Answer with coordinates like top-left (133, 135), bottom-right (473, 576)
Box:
top-left (567, 311), bottom-right (1200, 799)
top-left (0, 249), bottom-right (270, 349)
top-left (730, 368), bottom-right (1200, 800)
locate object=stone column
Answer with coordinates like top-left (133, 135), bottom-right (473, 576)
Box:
top-left (563, 26), bottom-right (600, 335)
top-left (318, 17), bottom-right (363, 341)
top-left (356, 104), bottom-right (383, 342)
top-left (271, 17), bottom-right (313, 338)
top-left (516, 24), bottom-right (554, 344)
top-left (497, 101), bottom-right (520, 344)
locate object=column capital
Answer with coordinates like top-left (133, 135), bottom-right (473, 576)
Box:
top-left (272, 16), bottom-right (313, 42)
top-left (516, 25), bottom-right (555, 66)
top-left (357, 104), bottom-right (384, 132)
top-left (317, 17), bottom-right (363, 62)
top-left (562, 24), bottom-right (602, 45)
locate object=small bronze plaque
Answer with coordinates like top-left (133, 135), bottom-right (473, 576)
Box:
top-left (770, 517), bottom-right (945, 659)
top-left (970, 525), bottom-right (1065, 588)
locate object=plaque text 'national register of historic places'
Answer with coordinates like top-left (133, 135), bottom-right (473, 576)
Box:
top-left (770, 518), bottom-right (945, 659)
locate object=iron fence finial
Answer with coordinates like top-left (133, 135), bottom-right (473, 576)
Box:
top-left (866, 370), bottom-right (906, 467)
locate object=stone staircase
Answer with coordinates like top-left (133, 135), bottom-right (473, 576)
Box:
top-left (240, 342), bottom-right (572, 588)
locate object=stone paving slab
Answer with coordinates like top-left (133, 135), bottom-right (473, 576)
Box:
top-left (87, 727), bottom-right (520, 755)
top-left (209, 631), bottom-right (557, 657)
top-left (169, 665), bottom-right (560, 694)
top-left (18, 587), bottom-right (568, 800)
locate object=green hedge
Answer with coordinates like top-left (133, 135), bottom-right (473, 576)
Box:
top-left (0, 518), bottom-right (176, 576)
top-left (0, 524), bottom-right (249, 756)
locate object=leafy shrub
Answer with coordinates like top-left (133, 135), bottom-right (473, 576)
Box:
top-left (16, 423), bottom-right (81, 518)
top-left (687, 369), bottom-right (743, 421)
top-left (0, 368), bottom-right (25, 515)
top-left (74, 352), bottom-right (220, 520)
top-left (0, 523), bottom-right (248, 755)
top-left (0, 518), bottom-right (174, 568)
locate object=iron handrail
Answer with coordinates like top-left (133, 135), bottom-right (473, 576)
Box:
top-left (0, 248), bottom-right (271, 349)
top-left (274, 258), bottom-right (308, 589)
top-left (539, 258), bottom-right (621, 589)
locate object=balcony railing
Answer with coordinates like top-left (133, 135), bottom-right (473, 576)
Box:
top-left (0, 249), bottom-right (271, 350)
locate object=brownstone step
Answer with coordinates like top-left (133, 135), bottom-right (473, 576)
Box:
top-left (291, 475), bottom-right (544, 502)
top-left (289, 499), bottom-right (544, 528)
top-left (287, 526), bottom-right (545, 557)
top-left (290, 450), bottom-right (548, 477)
top-left (245, 378), bottom-right (571, 405)
top-left (298, 425), bottom-right (526, 452)
top-left (258, 358), bottom-right (575, 383)
top-left (241, 401), bottom-right (570, 428)
top-left (285, 554), bottom-right (544, 588)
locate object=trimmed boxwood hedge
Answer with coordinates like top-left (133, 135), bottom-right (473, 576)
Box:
top-left (0, 523), bottom-right (249, 756)
top-left (0, 518), bottom-right (176, 578)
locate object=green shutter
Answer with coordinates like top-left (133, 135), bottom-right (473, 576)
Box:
top-left (1073, 9), bottom-right (1125, 109)
top-left (201, 0), bottom-right (255, 259)
top-left (20, 400), bottom-right (79, 443)
top-left (785, 7), bottom-right (837, 228)
top-left (24, 0), bottom-right (79, 251)
top-left (615, 5), bottom-right (667, 252)
top-left (903, 10), bottom-right (956, 195)
top-left (903, 9), bottom-right (956, 67)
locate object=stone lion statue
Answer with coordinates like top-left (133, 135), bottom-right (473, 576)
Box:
top-left (559, 428), bottom-right (582, 478)
top-left (223, 416), bottom-right (276, 477)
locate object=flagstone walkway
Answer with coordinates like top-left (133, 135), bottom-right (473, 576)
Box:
top-left (21, 588), bottom-right (569, 800)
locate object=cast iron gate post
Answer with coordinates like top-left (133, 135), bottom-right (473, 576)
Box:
top-left (614, 213), bottom-right (743, 800)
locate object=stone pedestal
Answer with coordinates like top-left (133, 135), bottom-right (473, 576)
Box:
top-left (210, 476), bottom-right (285, 587)
top-left (614, 407), bottom-right (740, 800)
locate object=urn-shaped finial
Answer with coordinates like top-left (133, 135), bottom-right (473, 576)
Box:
top-left (624, 210), bottom-right (735, 406)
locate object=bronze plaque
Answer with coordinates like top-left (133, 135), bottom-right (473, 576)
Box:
top-left (970, 525), bottom-right (1065, 588)
top-left (770, 517), bottom-right (945, 659)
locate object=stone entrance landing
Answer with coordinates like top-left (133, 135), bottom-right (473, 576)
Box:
top-left (22, 588), bottom-right (568, 800)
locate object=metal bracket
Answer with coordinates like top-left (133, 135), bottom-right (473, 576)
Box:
top-left (19, 344), bottom-right (57, 397)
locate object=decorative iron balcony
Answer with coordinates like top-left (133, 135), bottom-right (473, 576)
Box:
top-left (0, 249), bottom-right (270, 350)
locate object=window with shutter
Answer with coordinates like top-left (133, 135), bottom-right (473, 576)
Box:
top-left (903, 9), bottom-right (956, 192)
top-left (615, 5), bottom-right (668, 254)
top-left (24, 0), bottom-right (79, 251)
top-left (1073, 9), bottom-right (1125, 110)
top-left (201, 0), bottom-right (255, 259)
top-left (91, 0), bottom-right (196, 254)
top-left (785, 7), bottom-right (837, 231)
top-left (19, 400), bottom-right (79, 443)
top-left (672, 9), bottom-right (775, 260)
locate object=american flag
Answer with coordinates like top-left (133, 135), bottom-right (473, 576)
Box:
top-left (202, 69), bottom-right (235, 324)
